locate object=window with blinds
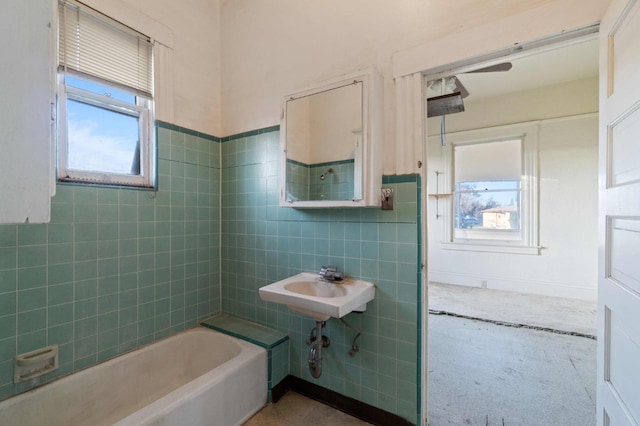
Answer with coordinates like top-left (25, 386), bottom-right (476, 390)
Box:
top-left (56, 0), bottom-right (155, 188)
top-left (453, 139), bottom-right (523, 241)
top-left (58, 0), bottom-right (153, 97)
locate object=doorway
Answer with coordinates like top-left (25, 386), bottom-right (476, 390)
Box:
top-left (424, 33), bottom-right (599, 425)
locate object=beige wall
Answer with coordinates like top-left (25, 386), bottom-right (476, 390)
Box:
top-left (75, 0), bottom-right (607, 145)
top-left (286, 84), bottom-right (360, 164)
top-left (309, 83), bottom-right (361, 164)
top-left (285, 96), bottom-right (311, 163)
top-left (220, 0), bottom-right (607, 173)
top-left (428, 77), bottom-right (599, 135)
top-left (82, 0), bottom-right (222, 136)
top-left (427, 78), bottom-right (599, 300)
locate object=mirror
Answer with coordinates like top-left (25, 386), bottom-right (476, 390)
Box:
top-left (285, 82), bottom-right (363, 202)
top-left (280, 68), bottom-right (383, 208)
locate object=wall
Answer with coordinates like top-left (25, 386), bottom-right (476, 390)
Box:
top-left (220, 0), bottom-right (607, 174)
top-left (427, 77), bottom-right (599, 300)
top-left (309, 84), bottom-right (361, 164)
top-left (219, 128), bottom-right (421, 423)
top-left (285, 97), bottom-right (311, 164)
top-left (0, 0), bottom-right (53, 223)
top-left (0, 123), bottom-right (221, 400)
top-left (286, 84), bottom-right (360, 165)
top-left (80, 0), bottom-right (222, 136)
top-left (0, 0), bottom-right (223, 403)
top-left (0, 0), bottom-right (611, 421)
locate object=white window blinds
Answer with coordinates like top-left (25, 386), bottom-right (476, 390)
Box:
top-left (58, 0), bottom-right (153, 97)
top-left (454, 139), bottom-right (522, 183)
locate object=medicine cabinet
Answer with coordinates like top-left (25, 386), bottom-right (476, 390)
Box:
top-left (0, 1), bottom-right (54, 223)
top-left (279, 68), bottom-right (383, 208)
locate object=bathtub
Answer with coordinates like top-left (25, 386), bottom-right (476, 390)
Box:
top-left (0, 327), bottom-right (267, 426)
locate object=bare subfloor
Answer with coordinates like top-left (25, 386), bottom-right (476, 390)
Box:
top-left (428, 284), bottom-right (597, 426)
top-left (429, 282), bottom-right (597, 337)
top-left (244, 391), bottom-right (372, 426)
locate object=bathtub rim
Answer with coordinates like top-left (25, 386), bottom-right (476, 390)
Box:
top-left (0, 326), bottom-right (265, 412)
top-left (114, 328), bottom-right (267, 425)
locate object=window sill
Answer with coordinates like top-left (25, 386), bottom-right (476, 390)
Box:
top-left (58, 179), bottom-right (157, 191)
top-left (440, 241), bottom-right (542, 255)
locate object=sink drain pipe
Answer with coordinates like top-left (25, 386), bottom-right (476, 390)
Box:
top-left (308, 321), bottom-right (329, 378)
top-left (307, 317), bottom-right (362, 378)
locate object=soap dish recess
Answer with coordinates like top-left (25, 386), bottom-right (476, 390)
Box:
top-left (14, 344), bottom-right (59, 383)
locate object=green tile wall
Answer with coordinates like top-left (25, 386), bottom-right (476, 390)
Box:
top-left (220, 129), bottom-right (421, 423)
top-left (269, 339), bottom-right (289, 397)
top-left (308, 160), bottom-right (355, 200)
top-left (285, 159), bottom-right (356, 201)
top-left (0, 122), bottom-right (221, 400)
top-left (0, 122), bottom-right (421, 424)
top-left (285, 160), bottom-right (309, 201)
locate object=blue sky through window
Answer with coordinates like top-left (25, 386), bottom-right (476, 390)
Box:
top-left (66, 75), bottom-right (136, 103)
top-left (65, 75), bottom-right (140, 175)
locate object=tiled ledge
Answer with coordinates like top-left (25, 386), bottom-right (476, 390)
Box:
top-left (201, 314), bottom-right (290, 403)
top-left (201, 314), bottom-right (289, 350)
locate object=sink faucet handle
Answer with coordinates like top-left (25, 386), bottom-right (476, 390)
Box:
top-left (319, 266), bottom-right (342, 281)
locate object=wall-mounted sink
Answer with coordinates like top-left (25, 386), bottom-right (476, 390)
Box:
top-left (259, 272), bottom-right (375, 321)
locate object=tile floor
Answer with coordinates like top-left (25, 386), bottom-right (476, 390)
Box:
top-left (244, 391), bottom-right (372, 425)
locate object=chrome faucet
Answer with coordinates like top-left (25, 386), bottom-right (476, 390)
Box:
top-left (319, 265), bottom-right (343, 282)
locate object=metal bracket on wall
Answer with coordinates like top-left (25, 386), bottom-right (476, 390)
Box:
top-left (427, 171), bottom-right (452, 219)
top-left (381, 188), bottom-right (394, 210)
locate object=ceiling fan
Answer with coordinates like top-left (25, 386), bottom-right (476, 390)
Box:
top-left (427, 62), bottom-right (512, 118)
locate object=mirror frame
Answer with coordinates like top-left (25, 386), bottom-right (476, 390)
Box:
top-left (279, 67), bottom-right (383, 208)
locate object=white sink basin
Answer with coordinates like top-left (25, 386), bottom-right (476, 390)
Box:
top-left (259, 272), bottom-right (375, 321)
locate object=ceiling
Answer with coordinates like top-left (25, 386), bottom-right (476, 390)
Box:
top-left (427, 37), bottom-right (599, 102)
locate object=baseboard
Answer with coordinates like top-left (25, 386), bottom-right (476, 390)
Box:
top-left (271, 376), bottom-right (289, 403)
top-left (278, 375), bottom-right (413, 426)
top-left (428, 272), bottom-right (597, 301)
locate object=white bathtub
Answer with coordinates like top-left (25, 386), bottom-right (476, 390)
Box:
top-left (0, 327), bottom-right (267, 426)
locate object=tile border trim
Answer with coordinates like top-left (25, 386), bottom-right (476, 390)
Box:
top-left (383, 174), bottom-right (419, 184)
top-left (200, 322), bottom-right (289, 350)
top-left (220, 125), bottom-right (280, 143)
top-left (156, 120), bottom-right (221, 142)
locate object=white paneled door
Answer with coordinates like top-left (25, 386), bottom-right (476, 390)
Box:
top-left (597, 0), bottom-right (640, 425)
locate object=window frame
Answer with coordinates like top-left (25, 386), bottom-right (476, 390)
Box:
top-left (57, 72), bottom-right (155, 188)
top-left (55, 0), bottom-right (156, 189)
top-left (435, 122), bottom-right (541, 255)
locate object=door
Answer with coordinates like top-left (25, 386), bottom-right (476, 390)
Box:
top-left (597, 0), bottom-right (640, 425)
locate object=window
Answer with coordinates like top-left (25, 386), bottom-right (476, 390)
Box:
top-left (57, 0), bottom-right (155, 188)
top-left (434, 123), bottom-right (540, 254)
top-left (453, 139), bottom-right (522, 241)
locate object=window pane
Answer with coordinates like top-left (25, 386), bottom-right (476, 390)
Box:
top-left (67, 99), bottom-right (140, 175)
top-left (456, 180), bottom-right (520, 192)
top-left (454, 139), bottom-right (521, 183)
top-left (454, 180), bottom-right (521, 241)
top-left (66, 75), bottom-right (136, 104)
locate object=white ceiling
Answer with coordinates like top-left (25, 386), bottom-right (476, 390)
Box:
top-left (429, 37), bottom-right (599, 102)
